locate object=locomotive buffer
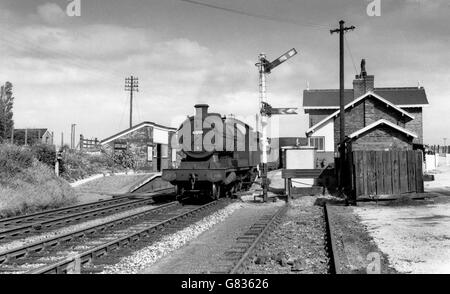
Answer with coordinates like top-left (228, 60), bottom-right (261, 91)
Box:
top-left (257, 48), bottom-right (298, 202)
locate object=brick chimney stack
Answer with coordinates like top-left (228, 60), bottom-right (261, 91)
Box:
top-left (353, 59), bottom-right (374, 99)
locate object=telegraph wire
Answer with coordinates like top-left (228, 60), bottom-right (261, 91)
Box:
top-left (344, 34), bottom-right (358, 75)
top-left (0, 27), bottom-right (123, 84)
top-left (177, 0), bottom-right (330, 29)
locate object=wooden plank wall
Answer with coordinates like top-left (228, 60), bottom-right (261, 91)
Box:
top-left (351, 150), bottom-right (424, 198)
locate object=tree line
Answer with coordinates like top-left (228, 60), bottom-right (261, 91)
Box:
top-left (0, 81), bottom-right (14, 142)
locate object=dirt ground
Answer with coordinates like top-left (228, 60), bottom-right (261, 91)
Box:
top-left (353, 163), bottom-right (450, 274)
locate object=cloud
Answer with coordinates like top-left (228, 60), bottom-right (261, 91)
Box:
top-left (0, 0), bottom-right (447, 143)
top-left (0, 20), bottom-right (266, 139)
top-left (36, 3), bottom-right (67, 25)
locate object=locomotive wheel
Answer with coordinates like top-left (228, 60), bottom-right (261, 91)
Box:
top-left (212, 183), bottom-right (221, 200)
top-left (175, 185), bottom-right (185, 202)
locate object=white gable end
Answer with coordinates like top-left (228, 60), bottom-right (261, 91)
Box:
top-left (307, 119), bottom-right (334, 152)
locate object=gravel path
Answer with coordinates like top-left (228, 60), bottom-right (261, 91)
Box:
top-left (0, 205), bottom-right (157, 253)
top-left (243, 197), bottom-right (330, 274)
top-left (352, 163), bottom-right (450, 274)
top-left (102, 201), bottom-right (283, 274)
top-left (354, 202), bottom-right (450, 274)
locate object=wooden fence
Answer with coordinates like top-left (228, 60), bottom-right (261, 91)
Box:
top-left (348, 150), bottom-right (424, 199)
top-left (79, 135), bottom-right (100, 151)
top-left (430, 145), bottom-right (450, 155)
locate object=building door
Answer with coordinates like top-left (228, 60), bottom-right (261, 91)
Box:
top-left (157, 144), bottom-right (162, 172)
top-left (154, 144), bottom-right (162, 172)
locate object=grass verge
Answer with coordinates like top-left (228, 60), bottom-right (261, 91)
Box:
top-left (0, 144), bottom-right (77, 218)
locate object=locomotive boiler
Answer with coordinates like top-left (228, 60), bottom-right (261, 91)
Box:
top-left (162, 104), bottom-right (261, 201)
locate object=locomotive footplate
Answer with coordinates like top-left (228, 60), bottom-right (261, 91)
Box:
top-left (162, 168), bottom-right (229, 183)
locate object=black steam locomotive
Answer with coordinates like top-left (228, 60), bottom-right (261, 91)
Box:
top-left (162, 104), bottom-right (261, 201)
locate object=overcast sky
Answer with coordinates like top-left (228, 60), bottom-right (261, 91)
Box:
top-left (0, 0), bottom-right (448, 145)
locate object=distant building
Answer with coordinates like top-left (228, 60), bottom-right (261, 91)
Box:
top-left (100, 122), bottom-right (177, 172)
top-left (13, 128), bottom-right (53, 146)
top-left (303, 59), bottom-right (429, 157)
top-left (268, 137), bottom-right (308, 169)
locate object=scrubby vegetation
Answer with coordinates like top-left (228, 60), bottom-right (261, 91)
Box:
top-left (0, 144), bottom-right (77, 218)
top-left (59, 148), bottom-right (132, 183)
top-left (0, 142), bottom-right (141, 217)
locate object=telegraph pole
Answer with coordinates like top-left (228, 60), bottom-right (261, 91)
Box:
top-left (125, 76), bottom-right (139, 129)
top-left (331, 20), bottom-right (355, 194)
top-left (70, 124), bottom-right (76, 150)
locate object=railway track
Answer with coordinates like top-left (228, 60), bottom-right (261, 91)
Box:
top-left (0, 190), bottom-right (174, 241)
top-left (0, 199), bottom-right (224, 274)
top-left (213, 204), bottom-right (288, 274)
top-left (0, 196), bottom-right (132, 229)
top-left (324, 203), bottom-right (340, 274)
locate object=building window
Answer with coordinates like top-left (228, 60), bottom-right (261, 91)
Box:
top-left (161, 145), bottom-right (169, 158)
top-left (309, 137), bottom-right (325, 151)
top-left (147, 146), bottom-right (153, 162)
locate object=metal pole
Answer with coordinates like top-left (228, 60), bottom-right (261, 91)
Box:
top-left (339, 20), bottom-right (346, 191)
top-left (259, 53), bottom-right (269, 202)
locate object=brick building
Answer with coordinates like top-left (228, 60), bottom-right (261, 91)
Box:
top-left (100, 122), bottom-right (177, 172)
top-left (303, 60), bottom-right (429, 157)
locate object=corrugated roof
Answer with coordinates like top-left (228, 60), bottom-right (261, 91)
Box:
top-left (303, 87), bottom-right (428, 108)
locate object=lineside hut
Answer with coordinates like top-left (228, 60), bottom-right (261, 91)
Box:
top-left (100, 122), bottom-right (177, 172)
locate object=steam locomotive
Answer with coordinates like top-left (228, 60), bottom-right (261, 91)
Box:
top-left (162, 104), bottom-right (261, 201)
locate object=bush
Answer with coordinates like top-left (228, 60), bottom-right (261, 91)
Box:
top-left (60, 151), bottom-right (90, 181)
top-left (0, 144), bottom-right (34, 181)
top-left (110, 149), bottom-right (137, 170)
top-left (31, 143), bottom-right (56, 168)
top-left (60, 150), bottom-right (127, 182)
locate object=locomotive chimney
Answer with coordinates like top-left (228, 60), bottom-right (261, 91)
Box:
top-left (195, 104), bottom-right (209, 118)
top-left (193, 104), bottom-right (209, 152)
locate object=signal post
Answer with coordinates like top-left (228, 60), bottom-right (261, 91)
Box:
top-left (257, 49), bottom-right (298, 202)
